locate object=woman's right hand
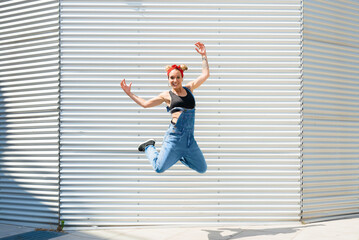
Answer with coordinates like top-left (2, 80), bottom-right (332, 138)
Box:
top-left (121, 79), bottom-right (132, 95)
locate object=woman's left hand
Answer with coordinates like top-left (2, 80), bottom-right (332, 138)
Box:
top-left (121, 78), bottom-right (132, 95)
top-left (195, 42), bottom-right (206, 56)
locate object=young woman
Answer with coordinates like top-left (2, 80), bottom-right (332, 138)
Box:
top-left (121, 42), bottom-right (210, 173)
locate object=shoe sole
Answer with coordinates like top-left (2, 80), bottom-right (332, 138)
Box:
top-left (138, 139), bottom-right (155, 152)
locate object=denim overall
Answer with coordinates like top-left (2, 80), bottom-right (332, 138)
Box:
top-left (145, 106), bottom-right (207, 174)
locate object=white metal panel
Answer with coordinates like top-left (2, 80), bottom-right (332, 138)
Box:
top-left (0, 0), bottom-right (60, 227)
top-left (59, 0), bottom-right (302, 228)
top-left (302, 0), bottom-right (359, 222)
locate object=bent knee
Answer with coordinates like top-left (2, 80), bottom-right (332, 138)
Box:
top-left (198, 169), bottom-right (207, 174)
top-left (154, 166), bottom-right (166, 174)
top-left (197, 165), bottom-right (207, 174)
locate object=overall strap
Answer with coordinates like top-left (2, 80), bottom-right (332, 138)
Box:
top-left (183, 86), bottom-right (195, 99)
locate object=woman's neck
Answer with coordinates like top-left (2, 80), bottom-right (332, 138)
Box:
top-left (171, 86), bottom-right (185, 95)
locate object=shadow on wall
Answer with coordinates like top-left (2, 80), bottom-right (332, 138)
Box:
top-left (0, 0), bottom-right (62, 230)
top-left (0, 76), bottom-right (59, 229)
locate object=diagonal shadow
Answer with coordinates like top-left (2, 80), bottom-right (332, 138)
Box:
top-left (0, 230), bottom-right (67, 240)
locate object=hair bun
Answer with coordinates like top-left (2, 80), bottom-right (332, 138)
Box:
top-left (165, 65), bottom-right (172, 72)
top-left (180, 64), bottom-right (188, 71)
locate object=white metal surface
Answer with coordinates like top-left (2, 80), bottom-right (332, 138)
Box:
top-left (59, 0), bottom-right (303, 227)
top-left (0, 0), bottom-right (60, 227)
top-left (302, 0), bottom-right (359, 222)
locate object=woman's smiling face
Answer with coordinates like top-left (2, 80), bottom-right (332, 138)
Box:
top-left (168, 69), bottom-right (183, 89)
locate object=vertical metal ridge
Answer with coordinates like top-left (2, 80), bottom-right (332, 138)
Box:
top-left (299, 0), bottom-right (305, 223)
top-left (56, 0), bottom-right (62, 229)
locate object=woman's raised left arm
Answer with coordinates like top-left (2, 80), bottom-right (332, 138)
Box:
top-left (187, 42), bottom-right (210, 91)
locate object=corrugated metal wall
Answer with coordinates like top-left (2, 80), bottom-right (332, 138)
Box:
top-left (59, 0), bottom-right (302, 228)
top-left (2, 0), bottom-right (359, 229)
top-left (302, 0), bottom-right (359, 222)
top-left (0, 0), bottom-right (60, 227)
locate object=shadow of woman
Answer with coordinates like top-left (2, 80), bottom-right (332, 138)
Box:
top-left (203, 224), bottom-right (323, 240)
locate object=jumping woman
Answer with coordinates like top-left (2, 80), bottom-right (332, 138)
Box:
top-left (121, 42), bottom-right (210, 173)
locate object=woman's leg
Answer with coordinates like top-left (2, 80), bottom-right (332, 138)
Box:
top-left (180, 140), bottom-right (207, 174)
top-left (145, 141), bottom-right (182, 173)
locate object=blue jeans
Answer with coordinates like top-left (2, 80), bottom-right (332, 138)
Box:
top-left (145, 108), bottom-right (207, 173)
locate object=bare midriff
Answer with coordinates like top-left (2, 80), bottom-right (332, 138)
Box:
top-left (171, 111), bottom-right (181, 124)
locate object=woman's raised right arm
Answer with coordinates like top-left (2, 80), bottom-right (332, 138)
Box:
top-left (121, 79), bottom-right (165, 108)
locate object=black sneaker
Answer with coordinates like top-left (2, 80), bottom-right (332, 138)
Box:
top-left (138, 139), bottom-right (155, 152)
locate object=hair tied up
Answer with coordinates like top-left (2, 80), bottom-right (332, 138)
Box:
top-left (165, 64), bottom-right (188, 77)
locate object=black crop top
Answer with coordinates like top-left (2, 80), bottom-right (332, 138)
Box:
top-left (168, 87), bottom-right (195, 111)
